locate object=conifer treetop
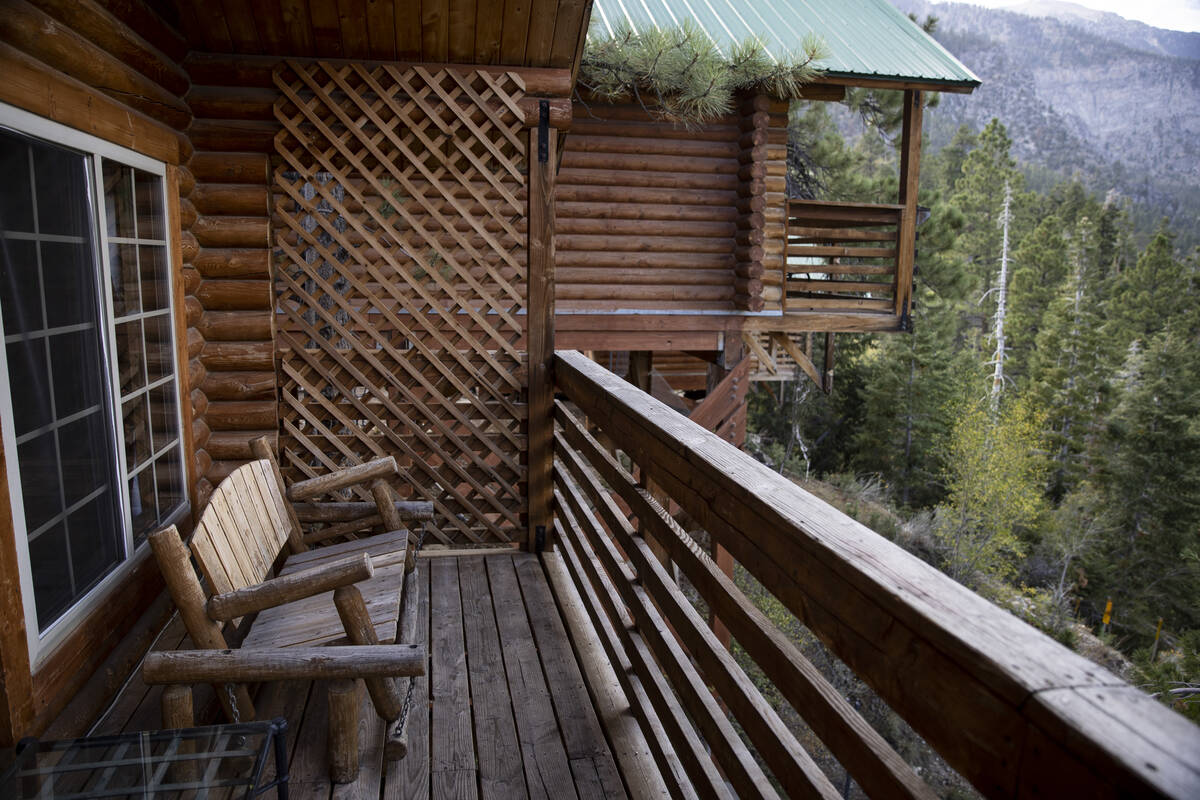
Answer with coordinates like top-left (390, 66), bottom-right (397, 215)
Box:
top-left (577, 21), bottom-right (828, 126)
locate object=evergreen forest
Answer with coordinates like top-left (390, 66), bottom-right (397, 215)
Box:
top-left (749, 94), bottom-right (1200, 734)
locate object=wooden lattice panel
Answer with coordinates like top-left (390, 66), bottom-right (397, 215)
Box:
top-left (272, 60), bottom-right (529, 544)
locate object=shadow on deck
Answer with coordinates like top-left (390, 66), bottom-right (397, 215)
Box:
top-left (93, 552), bottom-right (640, 800)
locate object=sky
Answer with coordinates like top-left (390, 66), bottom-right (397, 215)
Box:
top-left (971, 0), bottom-right (1200, 32)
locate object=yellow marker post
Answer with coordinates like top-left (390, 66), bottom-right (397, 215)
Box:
top-left (1101, 599), bottom-right (1113, 633)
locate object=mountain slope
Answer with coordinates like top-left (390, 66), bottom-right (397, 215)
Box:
top-left (891, 0), bottom-right (1200, 249)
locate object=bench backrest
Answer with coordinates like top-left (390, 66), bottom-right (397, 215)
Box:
top-left (190, 460), bottom-right (294, 595)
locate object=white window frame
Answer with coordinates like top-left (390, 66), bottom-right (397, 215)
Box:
top-left (0, 102), bottom-right (190, 664)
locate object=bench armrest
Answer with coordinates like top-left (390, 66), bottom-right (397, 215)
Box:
top-left (143, 644), bottom-right (426, 683)
top-left (206, 553), bottom-right (374, 622)
top-left (287, 457), bottom-right (399, 501)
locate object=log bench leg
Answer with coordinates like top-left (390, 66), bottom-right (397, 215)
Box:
top-left (334, 586), bottom-right (404, 720)
top-left (162, 685), bottom-right (196, 784)
top-left (327, 679), bottom-right (360, 784)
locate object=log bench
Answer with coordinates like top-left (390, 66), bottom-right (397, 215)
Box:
top-left (144, 449), bottom-right (428, 783)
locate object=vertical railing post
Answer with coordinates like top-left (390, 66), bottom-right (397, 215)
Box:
top-left (895, 90), bottom-right (923, 327)
top-left (527, 101), bottom-right (556, 552)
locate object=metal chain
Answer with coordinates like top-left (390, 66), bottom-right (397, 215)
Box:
top-left (225, 683), bottom-right (241, 723)
top-left (393, 524), bottom-right (429, 738)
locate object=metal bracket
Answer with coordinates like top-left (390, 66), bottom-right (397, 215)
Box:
top-left (537, 100), bottom-right (549, 164)
top-left (535, 524), bottom-right (546, 553)
top-left (899, 298), bottom-right (913, 333)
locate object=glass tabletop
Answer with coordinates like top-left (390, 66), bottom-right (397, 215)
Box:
top-left (0, 718), bottom-right (289, 799)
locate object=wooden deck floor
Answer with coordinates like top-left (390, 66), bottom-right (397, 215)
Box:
top-left (92, 552), bottom-right (630, 799)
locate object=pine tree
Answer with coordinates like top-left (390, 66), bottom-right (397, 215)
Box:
top-left (1007, 215), bottom-right (1070, 384)
top-left (1028, 216), bottom-right (1113, 497)
top-left (1085, 328), bottom-right (1200, 643)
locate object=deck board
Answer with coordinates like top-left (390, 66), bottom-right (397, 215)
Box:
top-left (459, 557), bottom-right (529, 798)
top-left (92, 552), bottom-right (640, 799)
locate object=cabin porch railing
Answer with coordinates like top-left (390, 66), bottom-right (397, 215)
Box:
top-left (551, 349), bottom-right (1199, 799)
top-left (780, 199), bottom-right (906, 321)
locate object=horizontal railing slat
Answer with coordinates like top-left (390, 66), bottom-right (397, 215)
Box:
top-left (554, 349), bottom-right (1200, 800)
top-left (555, 401), bottom-right (938, 800)
top-left (555, 419), bottom-right (838, 800)
top-left (553, 487), bottom-right (733, 800)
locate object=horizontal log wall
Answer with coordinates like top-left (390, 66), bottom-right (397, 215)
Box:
top-left (559, 100), bottom-right (787, 316)
top-left (182, 64), bottom-right (276, 503)
top-left (0, 0), bottom-right (192, 745)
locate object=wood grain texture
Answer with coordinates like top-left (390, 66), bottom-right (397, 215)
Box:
top-left (554, 350), bottom-right (1200, 800)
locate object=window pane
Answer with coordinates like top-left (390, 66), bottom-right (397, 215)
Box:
top-left (18, 431), bottom-right (61, 532)
top-left (0, 133), bottom-right (127, 633)
top-left (139, 245), bottom-right (170, 311)
top-left (103, 161), bottom-right (136, 239)
top-left (68, 491), bottom-right (122, 594)
top-left (149, 380), bottom-right (178, 453)
top-left (33, 140), bottom-right (90, 238)
top-left (150, 448), bottom-right (185, 541)
top-left (134, 169), bottom-right (164, 240)
top-left (144, 313), bottom-right (173, 384)
top-left (116, 319), bottom-right (145, 396)
top-left (109, 242), bottom-right (139, 317)
top-left (0, 239), bottom-right (42, 332)
top-left (60, 411), bottom-right (111, 507)
top-left (122, 395), bottom-right (151, 469)
top-left (42, 242), bottom-right (97, 328)
top-left (0, 131), bottom-right (34, 233)
top-left (128, 470), bottom-right (156, 540)
top-left (49, 328), bottom-right (105, 419)
top-left (6, 339), bottom-right (51, 435)
top-left (29, 524), bottom-right (71, 630)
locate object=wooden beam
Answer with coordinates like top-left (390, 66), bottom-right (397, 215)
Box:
top-left (772, 332), bottom-right (823, 389)
top-left (896, 90), bottom-right (923, 323)
top-left (142, 645), bottom-right (426, 684)
top-left (526, 107), bottom-right (556, 552)
top-left (0, 411), bottom-right (33, 746)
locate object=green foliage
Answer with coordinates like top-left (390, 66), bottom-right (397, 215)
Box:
top-left (1132, 631), bottom-right (1200, 723)
top-left (933, 394), bottom-right (1049, 587)
top-left (578, 21), bottom-right (827, 125)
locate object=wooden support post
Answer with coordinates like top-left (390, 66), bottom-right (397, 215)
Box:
top-left (896, 90), bottom-right (923, 325)
top-left (249, 436), bottom-right (307, 554)
top-left (708, 331), bottom-right (744, 649)
top-left (527, 102), bottom-right (557, 553)
top-left (384, 567), bottom-right (421, 761)
top-left (627, 351), bottom-right (652, 393)
top-left (161, 685), bottom-right (196, 784)
top-left (370, 478), bottom-right (414, 570)
top-left (327, 679), bottom-right (360, 784)
top-left (333, 586), bottom-right (404, 721)
top-left (147, 526), bottom-right (255, 721)
top-left (823, 332), bottom-right (836, 394)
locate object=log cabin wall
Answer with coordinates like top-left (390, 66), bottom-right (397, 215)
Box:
top-left (558, 98), bottom-right (787, 317)
top-left (0, 0), bottom-right (194, 744)
top-left (180, 57), bottom-right (277, 510)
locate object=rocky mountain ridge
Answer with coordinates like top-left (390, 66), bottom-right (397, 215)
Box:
top-left (890, 0), bottom-right (1200, 249)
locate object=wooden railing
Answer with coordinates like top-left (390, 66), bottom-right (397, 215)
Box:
top-left (781, 199), bottom-right (905, 319)
top-left (551, 349), bottom-right (1200, 799)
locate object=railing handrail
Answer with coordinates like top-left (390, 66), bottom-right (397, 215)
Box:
top-left (787, 198), bottom-right (905, 212)
top-left (554, 349), bottom-right (1200, 799)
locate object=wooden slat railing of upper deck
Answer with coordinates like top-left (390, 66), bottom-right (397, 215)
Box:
top-left (781, 199), bottom-right (905, 322)
top-left (551, 349), bottom-right (1200, 800)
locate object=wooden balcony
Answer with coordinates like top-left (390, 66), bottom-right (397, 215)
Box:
top-left (62, 353), bottom-right (1199, 799)
top-left (549, 350), bottom-right (1200, 799)
top-left (769, 199), bottom-right (910, 332)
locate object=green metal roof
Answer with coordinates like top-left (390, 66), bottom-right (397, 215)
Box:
top-left (589, 0), bottom-right (980, 89)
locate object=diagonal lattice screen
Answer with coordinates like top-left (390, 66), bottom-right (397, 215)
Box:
top-left (272, 60), bottom-right (529, 544)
